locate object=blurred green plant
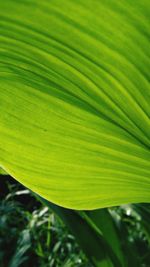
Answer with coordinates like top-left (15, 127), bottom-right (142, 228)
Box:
top-left (0, 175), bottom-right (150, 267)
top-left (0, 176), bottom-right (90, 267)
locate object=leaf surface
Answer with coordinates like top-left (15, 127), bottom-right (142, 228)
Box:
top-left (0, 0), bottom-right (150, 209)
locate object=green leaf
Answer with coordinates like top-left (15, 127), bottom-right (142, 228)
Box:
top-left (0, 0), bottom-right (150, 209)
top-left (36, 195), bottom-right (122, 267)
top-left (0, 167), bottom-right (7, 175)
top-left (9, 229), bottom-right (31, 267)
top-left (82, 209), bottom-right (126, 266)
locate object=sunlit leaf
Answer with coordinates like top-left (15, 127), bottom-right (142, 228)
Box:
top-left (0, 0), bottom-right (150, 209)
top-left (0, 167), bottom-right (7, 175)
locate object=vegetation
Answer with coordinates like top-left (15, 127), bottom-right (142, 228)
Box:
top-left (0, 1), bottom-right (150, 266)
top-left (0, 175), bottom-right (90, 267)
top-left (0, 175), bottom-right (150, 267)
top-left (0, 0), bottom-right (150, 210)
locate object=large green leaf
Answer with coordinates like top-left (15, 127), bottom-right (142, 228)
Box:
top-left (0, 0), bottom-right (150, 209)
top-left (0, 167), bottom-right (7, 175)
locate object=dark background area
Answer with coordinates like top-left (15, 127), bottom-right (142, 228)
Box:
top-left (0, 175), bottom-right (91, 267)
top-left (0, 175), bottom-right (150, 267)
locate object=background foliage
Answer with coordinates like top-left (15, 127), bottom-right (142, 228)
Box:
top-left (0, 174), bottom-right (150, 267)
